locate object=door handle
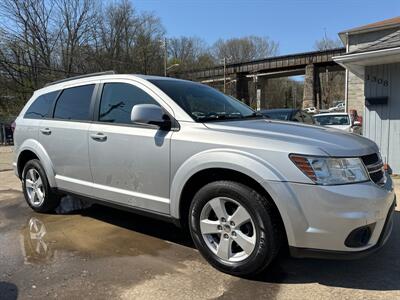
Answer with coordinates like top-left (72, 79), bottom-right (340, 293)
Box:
top-left (90, 133), bottom-right (107, 142)
top-left (40, 128), bottom-right (51, 135)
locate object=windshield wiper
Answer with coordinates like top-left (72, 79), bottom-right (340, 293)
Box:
top-left (242, 112), bottom-right (265, 119)
top-left (198, 112), bottom-right (264, 122)
top-left (198, 115), bottom-right (235, 122)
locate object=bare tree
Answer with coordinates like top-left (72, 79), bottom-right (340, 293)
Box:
top-left (132, 13), bottom-right (165, 74)
top-left (92, 0), bottom-right (137, 72)
top-left (92, 1), bottom-right (165, 74)
top-left (213, 36), bottom-right (279, 63)
top-left (314, 36), bottom-right (343, 51)
top-left (168, 36), bottom-right (214, 70)
top-left (56, 0), bottom-right (98, 75)
top-left (0, 0), bottom-right (60, 91)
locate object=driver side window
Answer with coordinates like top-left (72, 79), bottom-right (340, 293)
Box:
top-left (99, 83), bottom-right (159, 124)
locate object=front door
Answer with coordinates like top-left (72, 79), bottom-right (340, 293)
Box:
top-left (88, 80), bottom-right (172, 214)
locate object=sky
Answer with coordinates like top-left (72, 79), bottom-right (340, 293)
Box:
top-left (134, 0), bottom-right (400, 55)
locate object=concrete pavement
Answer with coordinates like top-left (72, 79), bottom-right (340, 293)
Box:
top-left (0, 146), bottom-right (13, 172)
top-left (1, 148), bottom-right (399, 299)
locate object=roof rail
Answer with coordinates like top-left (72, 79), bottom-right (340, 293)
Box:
top-left (44, 71), bottom-right (117, 87)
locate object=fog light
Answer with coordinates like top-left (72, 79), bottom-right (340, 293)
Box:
top-left (345, 223), bottom-right (375, 248)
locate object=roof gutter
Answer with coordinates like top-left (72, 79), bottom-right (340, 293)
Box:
top-left (333, 46), bottom-right (400, 64)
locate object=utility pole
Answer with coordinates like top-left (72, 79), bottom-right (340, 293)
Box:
top-left (223, 57), bottom-right (226, 93)
top-left (164, 38), bottom-right (167, 77)
top-left (292, 85), bottom-right (297, 109)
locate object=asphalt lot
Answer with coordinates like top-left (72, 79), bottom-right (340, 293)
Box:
top-left (1, 147), bottom-right (400, 299)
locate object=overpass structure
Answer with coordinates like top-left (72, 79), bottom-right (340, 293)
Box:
top-left (175, 48), bottom-right (346, 109)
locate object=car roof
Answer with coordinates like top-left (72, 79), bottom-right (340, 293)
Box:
top-left (34, 73), bottom-right (192, 95)
top-left (133, 74), bottom-right (185, 81)
top-left (313, 112), bottom-right (349, 117)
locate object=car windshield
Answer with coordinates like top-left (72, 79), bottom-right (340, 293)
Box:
top-left (313, 114), bottom-right (350, 125)
top-left (261, 110), bottom-right (291, 120)
top-left (149, 79), bottom-right (263, 122)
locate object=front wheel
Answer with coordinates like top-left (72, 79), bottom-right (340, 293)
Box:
top-left (189, 181), bottom-right (282, 276)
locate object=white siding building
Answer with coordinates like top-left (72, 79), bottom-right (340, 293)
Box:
top-left (334, 17), bottom-right (400, 174)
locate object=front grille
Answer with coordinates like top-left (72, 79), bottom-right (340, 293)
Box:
top-left (361, 153), bottom-right (386, 186)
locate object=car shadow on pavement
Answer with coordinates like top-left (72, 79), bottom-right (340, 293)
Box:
top-left (258, 211), bottom-right (400, 291)
top-left (0, 282), bottom-right (18, 300)
top-left (67, 201), bottom-right (400, 292)
top-left (79, 203), bottom-right (194, 248)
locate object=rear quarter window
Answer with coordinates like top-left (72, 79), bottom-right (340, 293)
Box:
top-left (24, 91), bottom-right (59, 119)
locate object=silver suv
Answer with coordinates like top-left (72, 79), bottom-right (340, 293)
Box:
top-left (13, 72), bottom-right (395, 276)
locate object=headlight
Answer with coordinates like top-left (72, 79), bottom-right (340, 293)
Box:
top-left (290, 155), bottom-right (369, 185)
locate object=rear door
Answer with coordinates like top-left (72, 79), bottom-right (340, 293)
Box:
top-left (17, 91), bottom-right (59, 148)
top-left (39, 83), bottom-right (97, 196)
top-left (88, 79), bottom-right (172, 214)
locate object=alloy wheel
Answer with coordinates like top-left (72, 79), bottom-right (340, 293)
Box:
top-left (199, 197), bottom-right (256, 262)
top-left (25, 168), bottom-right (45, 207)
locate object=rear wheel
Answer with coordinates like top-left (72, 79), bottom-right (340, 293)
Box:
top-left (189, 181), bottom-right (282, 276)
top-left (22, 159), bottom-right (60, 213)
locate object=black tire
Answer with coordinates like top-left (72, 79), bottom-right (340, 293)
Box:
top-left (189, 180), bottom-right (282, 276)
top-left (22, 159), bottom-right (61, 213)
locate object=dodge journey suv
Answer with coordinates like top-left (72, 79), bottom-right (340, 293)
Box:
top-left (13, 71), bottom-right (395, 276)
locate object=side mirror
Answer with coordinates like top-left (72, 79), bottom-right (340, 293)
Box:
top-left (353, 120), bottom-right (361, 127)
top-left (131, 104), bottom-right (171, 130)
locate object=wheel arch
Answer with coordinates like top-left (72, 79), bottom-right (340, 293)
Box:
top-left (174, 167), bottom-right (289, 247)
top-left (16, 139), bottom-right (57, 187)
top-left (170, 149), bottom-right (290, 243)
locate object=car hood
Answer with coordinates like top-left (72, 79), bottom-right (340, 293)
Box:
top-left (204, 119), bottom-right (378, 157)
top-left (323, 124), bottom-right (351, 131)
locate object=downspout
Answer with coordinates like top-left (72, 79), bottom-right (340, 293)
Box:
top-left (344, 32), bottom-right (349, 113)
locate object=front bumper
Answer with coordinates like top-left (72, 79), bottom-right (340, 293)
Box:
top-left (263, 174), bottom-right (395, 254)
top-left (289, 198), bottom-right (395, 259)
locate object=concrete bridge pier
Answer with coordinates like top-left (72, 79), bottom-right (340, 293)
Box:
top-left (231, 73), bottom-right (250, 105)
top-left (303, 63), bottom-right (317, 108)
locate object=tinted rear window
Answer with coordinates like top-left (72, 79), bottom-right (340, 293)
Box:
top-left (24, 91), bottom-right (59, 119)
top-left (54, 85), bottom-right (94, 121)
